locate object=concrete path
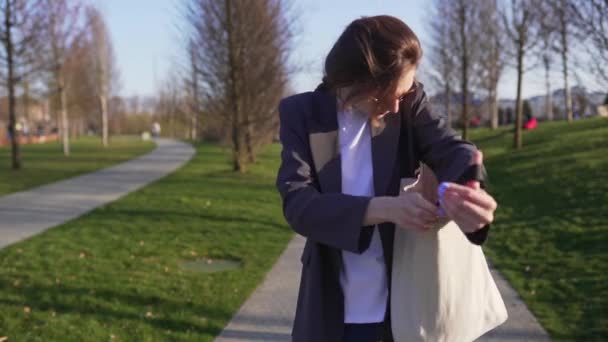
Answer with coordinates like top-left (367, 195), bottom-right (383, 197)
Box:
top-left (477, 266), bottom-right (551, 341)
top-left (215, 234), bottom-right (305, 342)
top-left (215, 234), bottom-right (552, 342)
top-left (0, 138), bottom-right (195, 249)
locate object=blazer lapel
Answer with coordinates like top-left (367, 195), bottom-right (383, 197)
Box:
top-left (308, 89), bottom-right (402, 197)
top-left (308, 89), bottom-right (341, 194)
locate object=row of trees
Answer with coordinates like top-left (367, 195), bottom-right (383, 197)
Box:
top-left (427, 0), bottom-right (608, 149)
top-left (2, 0), bottom-right (118, 169)
top-left (154, 0), bottom-right (294, 172)
top-left (156, 0), bottom-right (604, 169)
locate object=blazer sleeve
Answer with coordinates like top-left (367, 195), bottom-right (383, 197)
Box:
top-left (275, 96), bottom-right (375, 254)
top-left (411, 87), bottom-right (491, 245)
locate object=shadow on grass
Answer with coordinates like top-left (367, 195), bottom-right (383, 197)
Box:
top-left (0, 279), bottom-right (227, 335)
top-left (97, 207), bottom-right (289, 232)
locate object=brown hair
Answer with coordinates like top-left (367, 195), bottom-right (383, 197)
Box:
top-left (322, 15), bottom-right (422, 105)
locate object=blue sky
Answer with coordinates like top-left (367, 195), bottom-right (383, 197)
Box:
top-left (102, 0), bottom-right (178, 97)
top-left (103, 0), bottom-right (599, 100)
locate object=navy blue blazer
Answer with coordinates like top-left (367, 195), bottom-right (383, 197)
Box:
top-left (275, 82), bottom-right (490, 342)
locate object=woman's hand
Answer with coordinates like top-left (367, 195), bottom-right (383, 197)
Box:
top-left (365, 194), bottom-right (440, 231)
top-left (390, 193), bottom-right (442, 231)
top-left (439, 150), bottom-right (498, 233)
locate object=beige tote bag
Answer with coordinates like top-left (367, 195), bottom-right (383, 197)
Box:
top-left (391, 164), bottom-right (508, 342)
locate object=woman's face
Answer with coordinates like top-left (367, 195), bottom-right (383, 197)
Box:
top-left (338, 65), bottom-right (416, 118)
top-left (339, 65), bottom-right (417, 118)
top-left (369, 65), bottom-right (417, 117)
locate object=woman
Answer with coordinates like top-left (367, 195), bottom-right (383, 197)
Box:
top-left (276, 15), bottom-right (497, 342)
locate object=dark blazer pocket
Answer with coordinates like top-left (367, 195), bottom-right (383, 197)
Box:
top-left (300, 241), bottom-right (312, 266)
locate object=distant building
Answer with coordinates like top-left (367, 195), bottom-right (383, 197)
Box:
top-left (429, 91), bottom-right (484, 128)
top-left (509, 86), bottom-right (605, 121)
top-left (0, 96), bottom-right (55, 142)
top-left (430, 86), bottom-right (606, 128)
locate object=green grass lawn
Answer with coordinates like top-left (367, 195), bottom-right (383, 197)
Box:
top-left (0, 136), bottom-right (155, 196)
top-left (469, 117), bottom-right (608, 341)
top-left (0, 143), bottom-right (292, 341)
top-left (0, 117), bottom-right (605, 341)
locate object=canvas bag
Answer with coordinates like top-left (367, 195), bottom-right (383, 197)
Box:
top-left (391, 113), bottom-right (508, 342)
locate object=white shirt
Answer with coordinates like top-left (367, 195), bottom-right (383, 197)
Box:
top-left (337, 105), bottom-right (388, 323)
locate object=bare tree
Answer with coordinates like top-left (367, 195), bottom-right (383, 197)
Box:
top-left (546, 0), bottom-right (575, 122)
top-left (238, 0), bottom-right (291, 163)
top-left (183, 0), bottom-right (293, 172)
top-left (502, 0), bottom-right (541, 149)
top-left (428, 0), bottom-right (502, 131)
top-left (63, 30), bottom-right (96, 137)
top-left (477, 0), bottom-right (504, 129)
top-left (43, 0), bottom-right (83, 156)
top-left (539, 0), bottom-right (556, 121)
top-left (86, 5), bottom-right (116, 147)
top-left (427, 0), bottom-right (457, 128)
top-left (0, 0), bottom-right (45, 169)
top-left (570, 0), bottom-right (608, 87)
top-left (184, 39), bottom-right (201, 140)
top-left (157, 89), bottom-right (175, 136)
top-left (452, 0), bottom-right (482, 140)
top-left (155, 72), bottom-right (190, 138)
top-left (127, 96), bottom-right (140, 115)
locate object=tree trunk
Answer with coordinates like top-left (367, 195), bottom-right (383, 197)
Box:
top-left (191, 114), bottom-right (197, 140)
top-left (562, 49), bottom-right (572, 122)
top-left (459, 1), bottom-right (469, 140)
top-left (8, 73), bottom-right (20, 171)
top-left (544, 58), bottom-right (554, 121)
top-left (515, 42), bottom-right (524, 149)
top-left (100, 94), bottom-right (108, 147)
top-left (59, 72), bottom-right (70, 156)
top-left (232, 121), bottom-right (245, 172)
top-left (226, 0), bottom-right (245, 172)
top-left (189, 42), bottom-right (202, 142)
top-left (490, 87), bottom-right (498, 129)
top-left (245, 121), bottom-right (255, 163)
top-left (560, 0), bottom-right (573, 122)
top-left (6, 4), bottom-right (20, 170)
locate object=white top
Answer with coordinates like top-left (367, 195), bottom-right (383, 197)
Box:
top-left (337, 105), bottom-right (388, 323)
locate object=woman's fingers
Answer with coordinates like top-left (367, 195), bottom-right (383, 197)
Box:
top-left (444, 202), bottom-right (486, 232)
top-left (413, 192), bottom-right (440, 217)
top-left (395, 212), bottom-right (430, 231)
top-left (441, 196), bottom-right (476, 232)
top-left (413, 195), bottom-right (440, 230)
top-left (445, 191), bottom-right (493, 223)
top-left (442, 191), bottom-right (493, 232)
top-left (394, 193), bottom-right (439, 231)
top-left (442, 183), bottom-right (497, 211)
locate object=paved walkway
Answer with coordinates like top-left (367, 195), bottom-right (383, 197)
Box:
top-left (215, 234), bottom-right (552, 342)
top-left (0, 138), bottom-right (195, 249)
top-left (215, 235), bottom-right (305, 342)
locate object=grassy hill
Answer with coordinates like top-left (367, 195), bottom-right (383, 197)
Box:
top-left (470, 117), bottom-right (607, 340)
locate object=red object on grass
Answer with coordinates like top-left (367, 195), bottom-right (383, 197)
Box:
top-left (523, 117), bottom-right (538, 130)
